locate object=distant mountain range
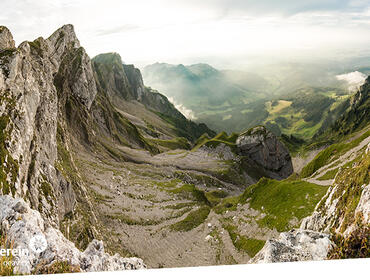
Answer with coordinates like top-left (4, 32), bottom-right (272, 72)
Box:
top-left (142, 62), bottom-right (268, 112)
top-left (143, 62), bottom-right (361, 141)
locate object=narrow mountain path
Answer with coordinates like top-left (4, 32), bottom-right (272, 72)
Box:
top-left (304, 135), bottom-right (370, 186)
top-left (304, 178), bottom-right (334, 186)
top-left (292, 148), bottom-right (324, 173)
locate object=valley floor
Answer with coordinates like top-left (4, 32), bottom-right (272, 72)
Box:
top-left (67, 136), bottom-right (330, 268)
top-left (72, 145), bottom-right (274, 267)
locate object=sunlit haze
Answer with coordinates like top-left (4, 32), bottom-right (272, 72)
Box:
top-left (2, 0), bottom-right (370, 68)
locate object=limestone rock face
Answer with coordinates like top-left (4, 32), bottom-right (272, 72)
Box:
top-left (123, 64), bottom-right (146, 101)
top-left (91, 53), bottom-right (215, 141)
top-left (0, 195), bottom-right (146, 274)
top-left (80, 240), bottom-right (146, 271)
top-left (250, 229), bottom-right (333, 263)
top-left (0, 24), bottom-right (98, 225)
top-left (301, 182), bottom-right (370, 236)
top-left (0, 26), bottom-right (15, 50)
top-left (300, 185), bottom-right (340, 234)
top-left (92, 52), bottom-right (134, 100)
top-left (236, 126), bottom-right (293, 179)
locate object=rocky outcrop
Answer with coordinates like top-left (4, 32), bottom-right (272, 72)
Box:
top-left (93, 53), bottom-right (184, 119)
top-left (250, 229), bottom-right (333, 263)
top-left (0, 26), bottom-right (15, 50)
top-left (122, 64), bottom-right (146, 101)
top-left (1, 26), bottom-right (63, 220)
top-left (236, 126), bottom-right (293, 179)
top-left (92, 53), bottom-right (134, 100)
top-left (0, 195), bottom-right (146, 274)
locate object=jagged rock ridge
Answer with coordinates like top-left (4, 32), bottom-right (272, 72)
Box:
top-left (0, 23), bottom-right (150, 272)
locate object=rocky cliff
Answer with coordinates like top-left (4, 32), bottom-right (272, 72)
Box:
top-left (0, 24), bottom-right (149, 273)
top-left (318, 76), bottom-right (370, 140)
top-left (300, 142), bottom-right (370, 238)
top-left (0, 24), bottom-right (90, 223)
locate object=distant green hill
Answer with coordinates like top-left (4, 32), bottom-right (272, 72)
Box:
top-left (315, 76), bottom-right (370, 142)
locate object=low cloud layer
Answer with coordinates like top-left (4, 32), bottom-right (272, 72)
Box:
top-left (168, 97), bottom-right (197, 120)
top-left (336, 71), bottom-right (367, 92)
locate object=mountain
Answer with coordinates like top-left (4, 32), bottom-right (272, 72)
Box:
top-left (0, 24), bottom-right (294, 274)
top-left (251, 79), bottom-right (370, 263)
top-left (92, 53), bottom-right (216, 143)
top-left (142, 62), bottom-right (266, 116)
top-left (323, 76), bottom-right (370, 138)
top-left (0, 24), bottom-right (369, 275)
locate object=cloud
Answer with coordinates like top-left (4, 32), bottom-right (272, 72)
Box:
top-left (336, 71), bottom-right (367, 92)
top-left (95, 24), bottom-right (140, 36)
top-left (168, 97), bottom-right (197, 120)
top-left (181, 0), bottom-right (369, 16)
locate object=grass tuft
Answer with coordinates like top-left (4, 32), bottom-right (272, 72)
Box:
top-left (170, 206), bottom-right (211, 231)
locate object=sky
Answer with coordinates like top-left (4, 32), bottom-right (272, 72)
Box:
top-left (2, 0), bottom-right (370, 68)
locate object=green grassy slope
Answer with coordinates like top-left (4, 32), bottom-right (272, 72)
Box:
top-left (215, 177), bottom-right (328, 232)
top-left (301, 130), bottom-right (370, 178)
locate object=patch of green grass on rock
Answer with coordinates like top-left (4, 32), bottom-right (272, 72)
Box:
top-left (240, 178), bottom-right (328, 231)
top-left (223, 223), bottom-right (265, 257)
top-left (215, 177), bottom-right (328, 232)
top-left (214, 196), bottom-right (240, 214)
top-left (147, 137), bottom-right (190, 151)
top-left (317, 168), bottom-right (339, 181)
top-left (205, 190), bottom-right (228, 207)
top-left (170, 206), bottom-right (211, 232)
top-left (168, 184), bottom-right (210, 205)
top-left (192, 131), bottom-right (238, 152)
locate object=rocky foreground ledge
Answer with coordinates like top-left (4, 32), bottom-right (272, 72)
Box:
top-left (0, 195), bottom-right (146, 274)
top-left (250, 229), bottom-right (333, 263)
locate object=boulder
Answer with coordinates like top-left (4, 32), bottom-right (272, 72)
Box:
top-left (250, 229), bottom-right (333, 263)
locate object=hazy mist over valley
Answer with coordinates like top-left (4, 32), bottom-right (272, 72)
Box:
top-left (142, 59), bottom-right (367, 137)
